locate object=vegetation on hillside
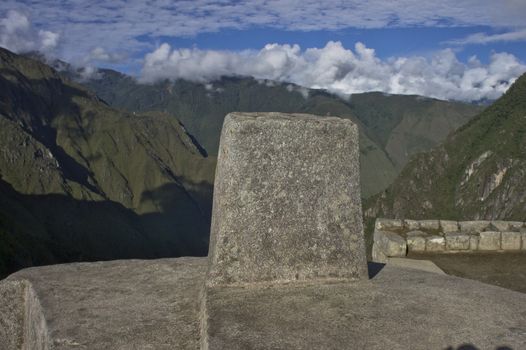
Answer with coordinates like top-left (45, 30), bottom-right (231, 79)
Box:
top-left (0, 47), bottom-right (215, 278)
top-left (82, 70), bottom-right (480, 197)
top-left (366, 73), bottom-right (526, 222)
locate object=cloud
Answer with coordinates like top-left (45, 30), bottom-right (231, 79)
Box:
top-left (445, 29), bottom-right (526, 46)
top-left (140, 41), bottom-right (526, 102)
top-left (1, 3), bottom-right (525, 102)
top-left (88, 47), bottom-right (126, 63)
top-left (0, 10), bottom-right (59, 53)
top-left (1, 1), bottom-right (526, 62)
top-left (0, 9), bottom-right (126, 76)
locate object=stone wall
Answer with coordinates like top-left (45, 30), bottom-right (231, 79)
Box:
top-left (372, 218), bottom-right (526, 262)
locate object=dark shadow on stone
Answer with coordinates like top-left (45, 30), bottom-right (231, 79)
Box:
top-left (367, 261), bottom-right (385, 279)
top-left (444, 345), bottom-right (513, 350)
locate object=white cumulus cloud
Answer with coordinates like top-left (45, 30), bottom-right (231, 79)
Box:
top-left (0, 10), bottom-right (59, 53)
top-left (88, 47), bottom-right (126, 63)
top-left (140, 41), bottom-right (526, 102)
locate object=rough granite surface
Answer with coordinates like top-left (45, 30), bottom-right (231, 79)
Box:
top-left (372, 230), bottom-right (407, 262)
top-left (479, 231), bottom-right (502, 250)
top-left (0, 280), bottom-right (25, 350)
top-left (1, 258), bottom-right (207, 350)
top-left (2, 259), bottom-right (526, 350)
top-left (406, 236), bottom-right (426, 252)
top-left (203, 265), bottom-right (526, 350)
top-left (207, 112), bottom-right (367, 286)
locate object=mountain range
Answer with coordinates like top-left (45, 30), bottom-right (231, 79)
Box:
top-left (0, 47), bottom-right (214, 277)
top-left (366, 72), bottom-right (526, 222)
top-left (80, 68), bottom-right (481, 198)
top-left (0, 47), bottom-right (485, 277)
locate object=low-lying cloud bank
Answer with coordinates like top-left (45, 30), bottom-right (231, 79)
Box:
top-left (1, 9), bottom-right (524, 103)
top-left (0, 10), bottom-right (59, 53)
top-left (141, 41), bottom-right (526, 102)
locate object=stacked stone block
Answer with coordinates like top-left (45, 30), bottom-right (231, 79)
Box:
top-left (372, 218), bottom-right (526, 261)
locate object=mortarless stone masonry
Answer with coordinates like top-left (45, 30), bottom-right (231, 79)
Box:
top-left (372, 218), bottom-right (526, 260)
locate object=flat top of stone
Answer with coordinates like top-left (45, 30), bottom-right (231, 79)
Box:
top-left (3, 258), bottom-right (206, 350)
top-left (226, 111), bottom-right (352, 124)
top-left (2, 258), bottom-right (526, 349)
top-left (206, 264), bottom-right (526, 349)
top-left (386, 258), bottom-right (446, 275)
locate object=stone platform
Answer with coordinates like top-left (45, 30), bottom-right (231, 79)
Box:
top-left (0, 258), bottom-right (206, 350)
top-left (204, 264), bottom-right (526, 350)
top-left (2, 259), bottom-right (525, 349)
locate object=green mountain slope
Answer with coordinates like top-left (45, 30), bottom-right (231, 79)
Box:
top-left (82, 70), bottom-right (480, 197)
top-left (366, 73), bottom-right (526, 221)
top-left (0, 48), bottom-right (215, 278)
top-left (349, 92), bottom-right (480, 170)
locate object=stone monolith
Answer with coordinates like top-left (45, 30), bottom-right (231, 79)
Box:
top-left (206, 112), bottom-right (367, 286)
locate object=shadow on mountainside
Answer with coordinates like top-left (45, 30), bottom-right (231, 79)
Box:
top-left (0, 179), bottom-right (211, 279)
top-left (0, 69), bottom-right (104, 195)
top-left (139, 182), bottom-right (213, 257)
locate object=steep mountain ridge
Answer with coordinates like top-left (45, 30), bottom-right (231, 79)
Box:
top-left (0, 47), bottom-right (215, 277)
top-left (366, 72), bottom-right (526, 221)
top-left (82, 69), bottom-right (480, 197)
top-left (348, 92), bottom-right (480, 170)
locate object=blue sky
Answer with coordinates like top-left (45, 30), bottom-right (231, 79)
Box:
top-left (164, 26), bottom-right (526, 63)
top-left (1, 1), bottom-right (526, 101)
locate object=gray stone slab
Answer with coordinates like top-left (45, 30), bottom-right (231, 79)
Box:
top-left (509, 221), bottom-right (525, 231)
top-left (403, 219), bottom-right (420, 230)
top-left (445, 232), bottom-right (470, 250)
top-left (387, 258), bottom-right (445, 275)
top-left (406, 230), bottom-right (427, 237)
top-left (372, 230), bottom-right (407, 261)
top-left (426, 235), bottom-right (445, 252)
top-left (375, 218), bottom-right (403, 231)
top-left (440, 220), bottom-right (459, 232)
top-left (479, 231), bottom-right (501, 251)
top-left (406, 236), bottom-right (426, 252)
top-left (501, 231), bottom-right (522, 250)
top-left (491, 221), bottom-right (524, 232)
top-left (1, 258), bottom-right (207, 350)
top-left (491, 220), bottom-right (511, 231)
top-left (419, 220), bottom-right (440, 230)
top-left (203, 265), bottom-right (526, 350)
top-left (208, 112), bottom-right (367, 286)
top-left (0, 280), bottom-right (25, 350)
top-left (469, 235), bottom-right (480, 250)
top-left (522, 232), bottom-right (526, 250)
top-left (459, 221), bottom-right (491, 233)
top-left (1, 256), bottom-right (525, 350)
